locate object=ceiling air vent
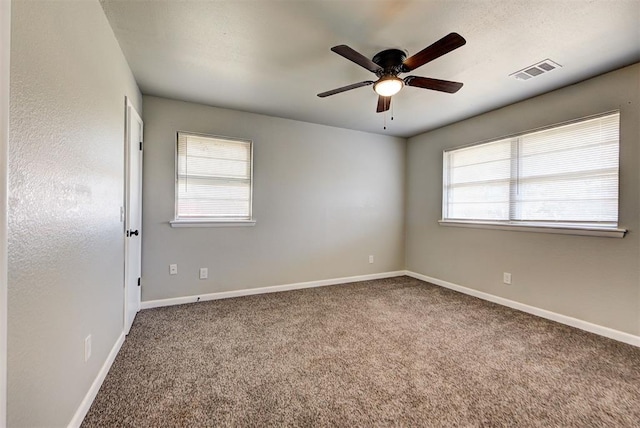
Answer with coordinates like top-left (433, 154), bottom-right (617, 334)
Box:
top-left (510, 59), bottom-right (562, 81)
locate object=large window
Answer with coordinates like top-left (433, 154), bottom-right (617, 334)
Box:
top-left (174, 132), bottom-right (253, 224)
top-left (441, 112), bottom-right (622, 235)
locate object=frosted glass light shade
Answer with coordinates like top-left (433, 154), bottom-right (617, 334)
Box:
top-left (374, 77), bottom-right (403, 96)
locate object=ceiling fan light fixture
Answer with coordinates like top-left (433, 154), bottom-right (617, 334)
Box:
top-left (318, 33), bottom-right (466, 113)
top-left (374, 76), bottom-right (403, 96)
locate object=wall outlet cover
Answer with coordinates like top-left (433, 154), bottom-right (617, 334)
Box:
top-left (199, 268), bottom-right (208, 279)
top-left (84, 335), bottom-right (92, 362)
top-left (503, 272), bottom-right (512, 285)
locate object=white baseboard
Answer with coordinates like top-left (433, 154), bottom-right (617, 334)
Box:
top-left (141, 271), bottom-right (406, 310)
top-left (67, 332), bottom-right (126, 428)
top-left (405, 270), bottom-right (640, 348)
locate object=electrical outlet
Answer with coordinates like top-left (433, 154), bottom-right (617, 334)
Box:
top-left (503, 272), bottom-right (512, 285)
top-left (199, 268), bottom-right (208, 280)
top-left (369, 255), bottom-right (374, 264)
top-left (169, 264), bottom-right (178, 275)
top-left (84, 335), bottom-right (92, 362)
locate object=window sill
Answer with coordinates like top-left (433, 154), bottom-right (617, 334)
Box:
top-left (438, 220), bottom-right (626, 238)
top-left (170, 219), bottom-right (256, 228)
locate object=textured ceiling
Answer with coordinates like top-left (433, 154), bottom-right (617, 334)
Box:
top-left (100, 0), bottom-right (640, 137)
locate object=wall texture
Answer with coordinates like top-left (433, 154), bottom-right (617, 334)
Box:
top-left (142, 96), bottom-right (405, 302)
top-left (8, 0), bottom-right (141, 426)
top-left (1, 0), bottom-right (10, 424)
top-left (406, 64), bottom-right (640, 335)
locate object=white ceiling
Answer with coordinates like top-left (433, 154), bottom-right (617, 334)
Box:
top-left (101, 0), bottom-right (640, 138)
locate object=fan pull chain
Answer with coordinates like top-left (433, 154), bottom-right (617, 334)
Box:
top-left (383, 97), bottom-right (391, 130)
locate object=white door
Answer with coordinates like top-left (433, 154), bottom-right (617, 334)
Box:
top-left (124, 98), bottom-right (143, 334)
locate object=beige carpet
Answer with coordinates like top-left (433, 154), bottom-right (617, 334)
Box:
top-left (82, 276), bottom-right (640, 427)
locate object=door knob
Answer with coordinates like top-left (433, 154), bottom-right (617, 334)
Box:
top-left (127, 229), bottom-right (139, 237)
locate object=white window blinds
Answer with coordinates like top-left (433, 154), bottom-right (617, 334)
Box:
top-left (443, 112), bottom-right (620, 228)
top-left (443, 137), bottom-right (512, 221)
top-left (176, 132), bottom-right (252, 220)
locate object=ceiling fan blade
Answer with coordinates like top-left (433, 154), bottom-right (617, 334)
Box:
top-left (317, 81), bottom-right (374, 98)
top-left (331, 45), bottom-right (383, 73)
top-left (402, 33), bottom-right (466, 72)
top-left (404, 76), bottom-right (463, 93)
top-left (376, 95), bottom-right (391, 113)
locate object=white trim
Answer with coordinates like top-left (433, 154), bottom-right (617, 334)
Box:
top-left (438, 220), bottom-right (626, 238)
top-left (405, 271), bottom-right (640, 348)
top-left (0, 0), bottom-right (10, 425)
top-left (170, 219), bottom-right (256, 228)
top-left (141, 271), bottom-right (406, 309)
top-left (67, 332), bottom-right (125, 428)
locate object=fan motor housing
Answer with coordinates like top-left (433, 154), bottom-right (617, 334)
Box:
top-left (372, 49), bottom-right (407, 76)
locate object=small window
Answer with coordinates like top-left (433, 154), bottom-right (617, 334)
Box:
top-left (174, 132), bottom-right (253, 223)
top-left (442, 112), bottom-right (621, 233)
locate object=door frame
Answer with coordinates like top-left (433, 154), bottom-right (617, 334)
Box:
top-left (123, 97), bottom-right (143, 334)
top-left (1, 0), bottom-right (11, 424)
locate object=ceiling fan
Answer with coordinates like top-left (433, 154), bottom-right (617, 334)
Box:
top-left (317, 33), bottom-right (466, 113)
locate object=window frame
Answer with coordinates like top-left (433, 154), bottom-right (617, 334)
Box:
top-left (439, 111), bottom-right (626, 238)
top-left (170, 131), bottom-right (255, 228)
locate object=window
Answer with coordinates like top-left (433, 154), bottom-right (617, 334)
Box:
top-left (172, 132), bottom-right (253, 226)
top-left (441, 112), bottom-right (624, 237)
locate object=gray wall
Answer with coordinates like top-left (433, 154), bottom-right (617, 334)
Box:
top-left (142, 96), bottom-right (405, 302)
top-left (8, 0), bottom-right (141, 426)
top-left (406, 64), bottom-right (640, 335)
top-left (1, 0), bottom-right (9, 424)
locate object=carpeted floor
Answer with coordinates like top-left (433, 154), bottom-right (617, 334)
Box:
top-left (82, 276), bottom-right (640, 427)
